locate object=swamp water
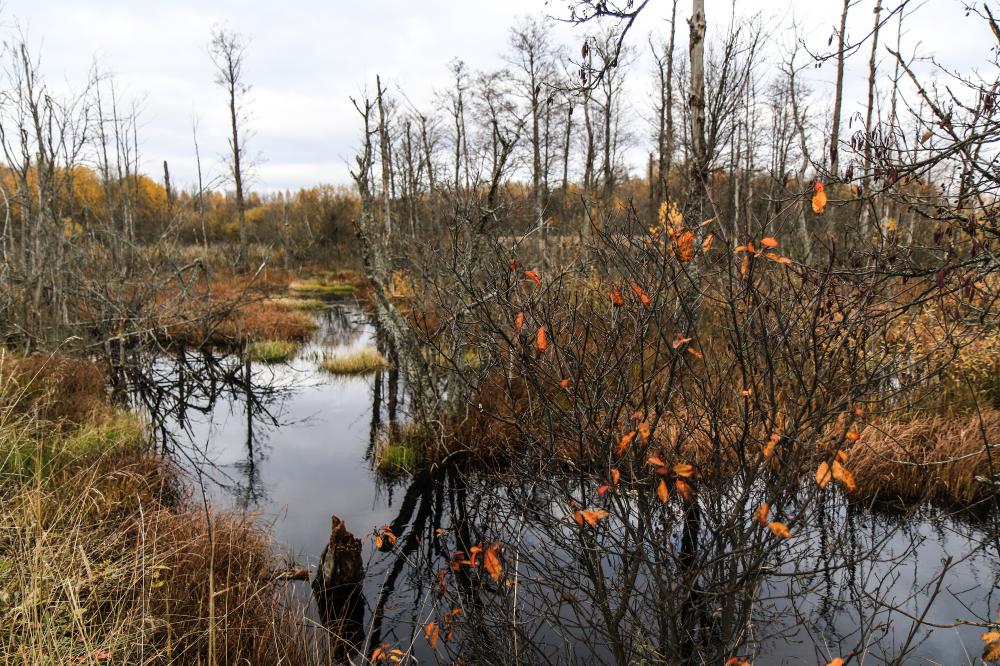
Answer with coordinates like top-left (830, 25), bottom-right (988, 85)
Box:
top-left (131, 299), bottom-right (1000, 665)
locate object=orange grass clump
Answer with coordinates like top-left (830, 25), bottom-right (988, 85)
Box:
top-left (843, 409), bottom-right (1000, 505)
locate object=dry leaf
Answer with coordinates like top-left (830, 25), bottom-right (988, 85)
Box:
top-left (617, 431), bottom-right (636, 455)
top-left (816, 461), bottom-right (832, 489)
top-left (769, 521), bottom-right (791, 538)
top-left (672, 463), bottom-right (695, 478)
top-left (484, 541), bottom-right (502, 581)
top-left (657, 478), bottom-right (670, 503)
top-left (536, 326), bottom-right (548, 352)
top-left (812, 182), bottom-right (828, 214)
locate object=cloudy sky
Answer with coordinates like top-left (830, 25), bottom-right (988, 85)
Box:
top-left (1, 0), bottom-right (992, 192)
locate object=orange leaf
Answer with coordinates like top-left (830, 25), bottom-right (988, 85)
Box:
top-left (687, 347), bottom-right (703, 360)
top-left (508, 259), bottom-right (517, 271)
top-left (816, 461), bottom-right (832, 489)
top-left (610, 289), bottom-right (624, 306)
top-left (812, 182), bottom-right (828, 214)
top-left (740, 254), bottom-right (750, 277)
top-left (484, 541), bottom-right (502, 581)
top-left (630, 283), bottom-right (651, 308)
top-left (672, 463), bottom-right (695, 478)
top-left (560, 378), bottom-right (570, 389)
top-left (524, 270), bottom-right (542, 286)
top-left (672, 333), bottom-right (692, 349)
top-left (702, 234), bottom-right (714, 252)
top-left (762, 439), bottom-right (776, 460)
top-left (675, 478), bottom-right (693, 503)
top-left (761, 236), bottom-right (778, 249)
top-left (536, 326), bottom-right (548, 352)
top-left (676, 230), bottom-right (695, 262)
top-left (754, 502), bottom-right (770, 526)
top-left (638, 422), bottom-right (651, 441)
top-left (576, 508), bottom-right (610, 526)
top-left (596, 484), bottom-right (610, 495)
top-left (656, 478), bottom-right (669, 503)
top-left (982, 631), bottom-right (1000, 642)
top-left (831, 460), bottom-right (857, 492)
top-left (769, 521), bottom-right (791, 538)
top-left (617, 431), bottom-right (636, 455)
top-left (825, 659), bottom-right (845, 666)
top-left (985, 639), bottom-right (1000, 662)
top-left (836, 449), bottom-right (849, 464)
top-left (610, 468), bottom-right (621, 485)
top-left (515, 312), bottom-right (524, 335)
top-left (846, 430), bottom-right (861, 441)
top-left (726, 658), bottom-right (752, 666)
top-left (647, 456), bottom-right (666, 467)
top-left (424, 621), bottom-right (440, 649)
top-left (765, 252), bottom-right (791, 264)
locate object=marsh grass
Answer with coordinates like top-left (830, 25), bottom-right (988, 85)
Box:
top-left (0, 354), bottom-right (324, 665)
top-left (374, 422), bottom-right (429, 478)
top-left (247, 339), bottom-right (299, 363)
top-left (289, 279), bottom-right (354, 297)
top-left (271, 297), bottom-right (329, 311)
top-left (845, 409), bottom-right (1000, 505)
top-left (319, 347), bottom-right (387, 375)
top-left (377, 444), bottom-right (419, 476)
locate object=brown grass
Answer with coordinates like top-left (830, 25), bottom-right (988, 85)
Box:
top-left (0, 354), bottom-right (322, 665)
top-left (0, 351), bottom-right (109, 424)
top-left (845, 409), bottom-right (1000, 505)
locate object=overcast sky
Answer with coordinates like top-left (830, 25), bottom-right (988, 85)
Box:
top-left (1, 0), bottom-right (992, 192)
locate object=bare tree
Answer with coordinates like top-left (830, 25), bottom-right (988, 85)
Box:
top-left (209, 27), bottom-right (252, 267)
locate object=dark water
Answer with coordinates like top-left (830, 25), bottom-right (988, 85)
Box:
top-left (133, 300), bottom-right (1000, 665)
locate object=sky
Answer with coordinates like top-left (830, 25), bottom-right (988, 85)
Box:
top-left (1, 0), bottom-right (993, 192)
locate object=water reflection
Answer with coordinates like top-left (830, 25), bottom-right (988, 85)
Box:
top-left (120, 299), bottom-right (999, 665)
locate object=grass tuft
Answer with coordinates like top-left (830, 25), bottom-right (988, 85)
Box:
top-left (271, 297), bottom-right (329, 311)
top-left (377, 444), bottom-right (419, 476)
top-left (319, 347), bottom-right (388, 375)
top-left (289, 279), bottom-right (354, 297)
top-left (247, 339), bottom-right (299, 363)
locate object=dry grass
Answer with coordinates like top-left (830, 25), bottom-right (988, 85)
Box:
top-left (319, 347), bottom-right (388, 375)
top-left (845, 409), bottom-right (1000, 505)
top-left (0, 351), bottom-right (109, 424)
top-left (0, 354), bottom-right (322, 665)
top-left (289, 279), bottom-right (354, 296)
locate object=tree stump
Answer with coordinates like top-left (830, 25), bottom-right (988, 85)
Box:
top-left (311, 515), bottom-right (365, 658)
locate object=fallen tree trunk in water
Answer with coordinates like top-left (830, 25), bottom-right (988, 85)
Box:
top-left (312, 515), bottom-right (365, 658)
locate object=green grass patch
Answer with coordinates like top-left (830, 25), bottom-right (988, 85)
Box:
top-left (247, 340), bottom-right (299, 363)
top-left (377, 444), bottom-right (419, 477)
top-left (289, 279), bottom-right (355, 296)
top-left (1, 411), bottom-right (145, 483)
top-left (319, 347), bottom-right (388, 375)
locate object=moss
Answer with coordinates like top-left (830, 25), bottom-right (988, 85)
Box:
top-left (247, 340), bottom-right (299, 363)
top-left (319, 347), bottom-right (388, 375)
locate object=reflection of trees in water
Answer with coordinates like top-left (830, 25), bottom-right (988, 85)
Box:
top-left (114, 347), bottom-right (294, 507)
top-left (327, 457), bottom-right (998, 664)
top-left (314, 303), bottom-right (365, 348)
